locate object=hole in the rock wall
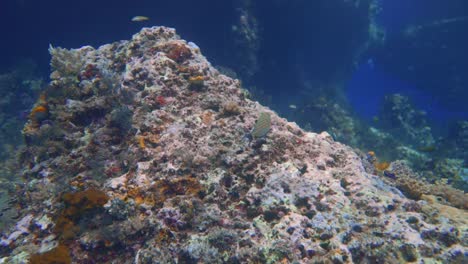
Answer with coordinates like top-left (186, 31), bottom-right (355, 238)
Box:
top-left (73, 108), bottom-right (108, 127)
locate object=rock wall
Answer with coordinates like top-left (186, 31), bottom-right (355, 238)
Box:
top-left (1, 27), bottom-right (466, 264)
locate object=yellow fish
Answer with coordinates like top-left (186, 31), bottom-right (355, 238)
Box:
top-left (131, 16), bottom-right (150, 22)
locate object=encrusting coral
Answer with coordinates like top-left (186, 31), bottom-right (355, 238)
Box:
top-left (29, 244), bottom-right (71, 264)
top-left (0, 27), bottom-right (466, 263)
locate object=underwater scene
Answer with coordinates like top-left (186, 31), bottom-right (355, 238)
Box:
top-left (0, 0), bottom-right (467, 263)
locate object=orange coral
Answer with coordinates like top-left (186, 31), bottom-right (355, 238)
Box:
top-left (201, 111), bottom-right (213, 125)
top-left (61, 189), bottom-right (109, 213)
top-left (188, 75), bottom-right (204, 84)
top-left (29, 244), bottom-right (71, 264)
top-left (134, 195), bottom-right (145, 205)
top-left (159, 177), bottom-right (202, 196)
top-left (53, 215), bottom-right (78, 241)
top-left (140, 176), bottom-right (204, 208)
top-left (374, 161), bottom-right (390, 171)
top-left (125, 187), bottom-right (157, 206)
top-left (54, 189), bottom-right (109, 240)
top-left (137, 136), bottom-right (146, 149)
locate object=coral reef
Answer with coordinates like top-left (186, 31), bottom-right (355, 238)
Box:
top-left (387, 160), bottom-right (468, 210)
top-left (447, 121), bottom-right (468, 162)
top-left (306, 92), bottom-right (467, 192)
top-left (0, 27), bottom-right (466, 263)
top-left (379, 94), bottom-right (435, 148)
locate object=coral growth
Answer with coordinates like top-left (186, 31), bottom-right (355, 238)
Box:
top-left (374, 161), bottom-right (390, 171)
top-left (372, 160), bottom-right (468, 210)
top-left (54, 189), bottom-right (109, 241)
top-left (61, 189), bottom-right (109, 214)
top-left (165, 42), bottom-right (193, 63)
top-left (29, 244), bottom-right (71, 264)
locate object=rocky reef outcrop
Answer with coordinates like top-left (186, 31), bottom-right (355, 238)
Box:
top-left (1, 27), bottom-right (466, 264)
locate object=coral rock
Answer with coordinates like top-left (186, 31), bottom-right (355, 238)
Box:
top-left (2, 26), bottom-right (466, 263)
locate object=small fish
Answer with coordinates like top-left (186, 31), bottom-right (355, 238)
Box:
top-left (383, 171), bottom-right (396, 180)
top-left (289, 104), bottom-right (297, 109)
top-left (131, 16), bottom-right (150, 22)
top-left (418, 145), bottom-right (436, 153)
top-left (366, 151), bottom-right (376, 163)
top-left (251, 112), bottom-right (271, 139)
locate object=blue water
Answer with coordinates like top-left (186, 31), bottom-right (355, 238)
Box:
top-left (346, 0), bottom-right (468, 127)
top-left (1, 0), bottom-right (467, 137)
top-left (0, 0), bottom-right (236, 73)
top-left (346, 62), bottom-right (468, 126)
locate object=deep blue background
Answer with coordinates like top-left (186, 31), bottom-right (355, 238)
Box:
top-left (0, 0), bottom-right (236, 74)
top-left (1, 0), bottom-right (467, 128)
top-left (346, 0), bottom-right (468, 125)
